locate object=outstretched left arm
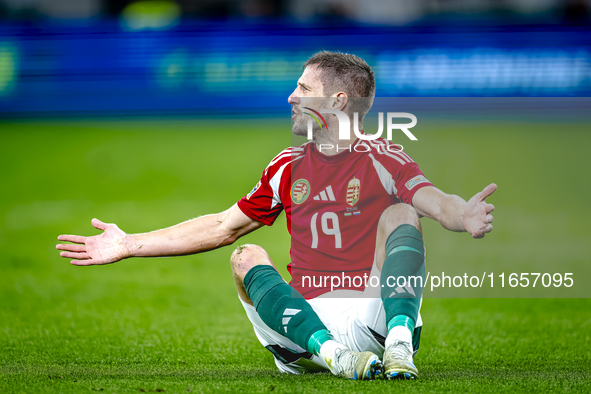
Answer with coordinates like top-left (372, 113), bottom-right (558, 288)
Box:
top-left (412, 183), bottom-right (497, 238)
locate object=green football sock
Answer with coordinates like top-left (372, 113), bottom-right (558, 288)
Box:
top-left (380, 224), bottom-right (425, 335)
top-left (243, 265), bottom-right (333, 356)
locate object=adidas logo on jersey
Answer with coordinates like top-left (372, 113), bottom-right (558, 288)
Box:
top-left (312, 186), bottom-right (336, 202)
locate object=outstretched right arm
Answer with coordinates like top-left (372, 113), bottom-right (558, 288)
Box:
top-left (56, 203), bottom-right (263, 266)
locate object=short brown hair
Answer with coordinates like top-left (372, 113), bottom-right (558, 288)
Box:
top-left (303, 51), bottom-right (375, 117)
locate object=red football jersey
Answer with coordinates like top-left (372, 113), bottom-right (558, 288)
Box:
top-left (237, 138), bottom-right (433, 298)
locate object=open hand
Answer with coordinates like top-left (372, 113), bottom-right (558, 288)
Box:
top-left (57, 218), bottom-right (131, 266)
top-left (463, 183), bottom-right (497, 238)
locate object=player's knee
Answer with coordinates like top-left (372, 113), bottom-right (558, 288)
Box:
top-left (230, 244), bottom-right (272, 280)
top-left (378, 203), bottom-right (420, 234)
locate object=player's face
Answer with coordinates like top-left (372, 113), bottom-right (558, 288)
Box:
top-left (288, 66), bottom-right (330, 137)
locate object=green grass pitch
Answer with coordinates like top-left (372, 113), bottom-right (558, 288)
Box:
top-left (0, 117), bottom-right (590, 393)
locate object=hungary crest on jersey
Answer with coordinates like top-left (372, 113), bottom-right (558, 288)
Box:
top-left (346, 177), bottom-right (361, 206)
top-left (291, 179), bottom-right (311, 204)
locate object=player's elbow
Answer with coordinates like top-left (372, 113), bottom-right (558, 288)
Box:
top-left (219, 233), bottom-right (240, 247)
top-left (214, 212), bottom-right (244, 248)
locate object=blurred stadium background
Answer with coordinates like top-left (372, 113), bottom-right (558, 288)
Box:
top-left (1, 1), bottom-right (590, 392)
top-left (1, 0), bottom-right (591, 116)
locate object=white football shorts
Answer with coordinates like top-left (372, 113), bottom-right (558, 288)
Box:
top-left (240, 264), bottom-right (423, 374)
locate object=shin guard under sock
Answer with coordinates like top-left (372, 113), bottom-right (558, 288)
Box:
top-left (380, 224), bottom-right (425, 334)
top-left (243, 265), bottom-right (332, 355)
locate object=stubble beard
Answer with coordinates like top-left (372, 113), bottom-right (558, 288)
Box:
top-left (291, 103), bottom-right (328, 140)
top-left (291, 114), bottom-right (308, 137)
top-left (291, 115), bottom-right (328, 141)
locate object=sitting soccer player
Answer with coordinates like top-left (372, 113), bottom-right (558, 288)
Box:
top-left (57, 51), bottom-right (496, 380)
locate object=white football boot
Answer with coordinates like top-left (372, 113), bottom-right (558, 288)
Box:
top-left (320, 340), bottom-right (383, 380)
top-left (383, 334), bottom-right (418, 380)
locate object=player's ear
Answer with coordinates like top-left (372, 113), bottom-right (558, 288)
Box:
top-left (330, 93), bottom-right (348, 111)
